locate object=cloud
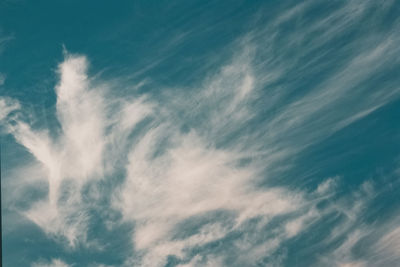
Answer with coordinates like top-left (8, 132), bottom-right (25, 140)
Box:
top-left (0, 97), bottom-right (19, 121)
top-left (0, 73), bottom-right (5, 85)
top-left (2, 50), bottom-right (310, 266)
top-left (370, 222), bottom-right (400, 266)
top-left (1, 54), bottom-right (114, 247)
top-left (0, 33), bottom-right (13, 54)
top-left (316, 176), bottom-right (339, 195)
top-left (2, 1), bottom-right (400, 265)
top-left (32, 259), bottom-right (70, 267)
top-left (338, 262), bottom-right (367, 267)
top-left (118, 129), bottom-right (303, 264)
top-left (2, 48), bottom-right (398, 267)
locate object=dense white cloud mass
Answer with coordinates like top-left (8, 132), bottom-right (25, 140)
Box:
top-left (1, 0), bottom-right (400, 266)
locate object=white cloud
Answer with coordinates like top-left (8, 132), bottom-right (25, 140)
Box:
top-left (0, 73), bottom-right (5, 85)
top-left (316, 176), bottom-right (339, 195)
top-left (0, 97), bottom-right (19, 121)
top-left (338, 262), bottom-right (367, 267)
top-left (1, 54), bottom-right (141, 247)
top-left (372, 224), bottom-right (400, 265)
top-left (3, 1), bottom-right (400, 262)
top-left (117, 127), bottom-right (303, 264)
top-left (3, 45), bottom-right (396, 265)
top-left (32, 258), bottom-right (70, 267)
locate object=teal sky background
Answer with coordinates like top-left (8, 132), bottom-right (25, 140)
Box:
top-left (1, 1), bottom-right (400, 266)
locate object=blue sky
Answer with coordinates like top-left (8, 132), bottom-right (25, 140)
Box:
top-left (1, 1), bottom-right (400, 266)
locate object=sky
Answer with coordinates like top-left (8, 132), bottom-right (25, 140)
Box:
top-left (1, 0), bottom-right (400, 266)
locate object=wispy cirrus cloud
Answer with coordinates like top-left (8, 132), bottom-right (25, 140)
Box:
top-left (1, 0), bottom-right (400, 266)
top-left (0, 50), bottom-right (306, 265)
top-left (32, 258), bottom-right (70, 267)
top-left (0, 73), bottom-right (5, 86)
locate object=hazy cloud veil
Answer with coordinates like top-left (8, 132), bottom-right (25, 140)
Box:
top-left (1, 0), bottom-right (400, 266)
